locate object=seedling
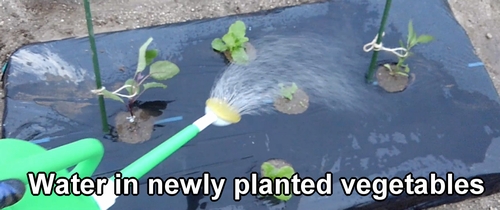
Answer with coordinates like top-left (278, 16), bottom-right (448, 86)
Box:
top-left (91, 37), bottom-right (180, 122)
top-left (384, 20), bottom-right (434, 76)
top-left (274, 82), bottom-right (309, 114)
top-left (279, 83), bottom-right (298, 100)
top-left (211, 20), bottom-right (250, 64)
top-left (260, 160), bottom-right (296, 201)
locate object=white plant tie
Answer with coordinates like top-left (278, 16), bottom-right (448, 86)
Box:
top-left (363, 32), bottom-right (408, 58)
top-left (90, 85), bottom-right (138, 99)
top-left (90, 87), bottom-right (106, 94)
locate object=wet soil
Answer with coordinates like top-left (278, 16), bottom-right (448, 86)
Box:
top-left (376, 64), bottom-right (409, 93)
top-left (274, 88), bottom-right (309, 114)
top-left (114, 108), bottom-right (155, 144)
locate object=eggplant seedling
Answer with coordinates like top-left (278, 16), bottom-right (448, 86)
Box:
top-left (260, 159), bottom-right (296, 201)
top-left (376, 20), bottom-right (434, 93)
top-left (91, 37), bottom-right (180, 122)
top-left (384, 20), bottom-right (434, 76)
top-left (211, 20), bottom-right (251, 64)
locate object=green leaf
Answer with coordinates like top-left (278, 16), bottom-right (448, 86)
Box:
top-left (222, 34), bottom-right (236, 48)
top-left (143, 82), bottom-right (167, 91)
top-left (404, 64), bottom-right (410, 73)
top-left (261, 162), bottom-right (277, 177)
top-left (383, 64), bottom-right (392, 71)
top-left (274, 193), bottom-right (293, 201)
top-left (396, 71), bottom-right (409, 77)
top-left (124, 79), bottom-right (138, 95)
top-left (283, 93), bottom-right (293, 100)
top-left (229, 20), bottom-right (246, 38)
top-left (231, 47), bottom-right (248, 64)
top-left (283, 83), bottom-right (298, 94)
top-left (280, 83), bottom-right (299, 100)
top-left (236, 36), bottom-right (249, 45)
top-left (100, 89), bottom-right (124, 103)
top-left (145, 50), bottom-right (158, 66)
top-left (275, 166), bottom-right (295, 179)
top-left (211, 38), bottom-right (228, 52)
top-left (399, 40), bottom-right (405, 49)
top-left (136, 37), bottom-right (154, 74)
top-left (273, 166), bottom-right (295, 202)
top-left (407, 20), bottom-right (415, 47)
top-left (290, 83), bottom-right (298, 92)
top-left (149, 60), bottom-right (180, 81)
top-left (416, 35), bottom-right (434, 44)
top-left (260, 161), bottom-right (295, 201)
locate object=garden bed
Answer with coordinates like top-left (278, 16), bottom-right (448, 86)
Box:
top-left (3, 0), bottom-right (500, 209)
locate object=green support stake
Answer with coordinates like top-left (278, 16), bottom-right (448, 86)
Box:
top-left (83, 0), bottom-right (110, 133)
top-left (366, 0), bottom-right (393, 83)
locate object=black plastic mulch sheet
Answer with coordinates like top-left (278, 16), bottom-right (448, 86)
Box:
top-left (4, 0), bottom-right (500, 209)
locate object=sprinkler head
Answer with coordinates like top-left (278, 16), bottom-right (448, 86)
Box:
top-left (205, 98), bottom-right (241, 126)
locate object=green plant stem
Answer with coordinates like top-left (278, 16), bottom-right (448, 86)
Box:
top-left (366, 0), bottom-right (393, 83)
top-left (83, 0), bottom-right (109, 133)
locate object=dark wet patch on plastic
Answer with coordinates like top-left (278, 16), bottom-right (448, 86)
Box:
top-left (4, 0), bottom-right (500, 209)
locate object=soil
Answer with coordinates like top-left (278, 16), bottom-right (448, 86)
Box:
top-left (0, 0), bottom-right (499, 208)
top-left (376, 64), bottom-right (409, 93)
top-left (274, 88), bottom-right (309, 114)
top-left (114, 108), bottom-right (155, 144)
top-left (222, 42), bottom-right (257, 63)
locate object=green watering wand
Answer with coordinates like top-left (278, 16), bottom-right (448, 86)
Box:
top-left (93, 97), bottom-right (242, 209)
top-left (0, 98), bottom-right (241, 210)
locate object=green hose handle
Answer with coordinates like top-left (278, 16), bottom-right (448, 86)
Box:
top-left (94, 113), bottom-right (218, 210)
top-left (117, 124), bottom-right (199, 180)
top-left (117, 113), bottom-right (217, 180)
top-left (93, 111), bottom-right (219, 210)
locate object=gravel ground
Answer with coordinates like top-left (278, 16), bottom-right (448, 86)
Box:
top-left (0, 0), bottom-right (499, 209)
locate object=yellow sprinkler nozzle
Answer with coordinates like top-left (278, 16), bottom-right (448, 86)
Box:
top-left (205, 98), bottom-right (241, 125)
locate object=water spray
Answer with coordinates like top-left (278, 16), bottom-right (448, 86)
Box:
top-left (0, 33), bottom-right (370, 210)
top-left (93, 33), bottom-right (370, 209)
